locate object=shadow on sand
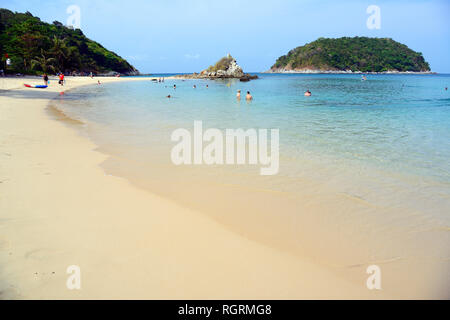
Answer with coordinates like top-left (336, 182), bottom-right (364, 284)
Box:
top-left (0, 89), bottom-right (66, 100)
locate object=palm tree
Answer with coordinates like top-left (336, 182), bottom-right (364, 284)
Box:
top-left (50, 36), bottom-right (69, 72)
top-left (31, 49), bottom-right (56, 74)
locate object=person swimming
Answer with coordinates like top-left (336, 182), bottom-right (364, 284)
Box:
top-left (173, 84), bottom-right (176, 89)
top-left (167, 95), bottom-right (172, 98)
top-left (237, 90), bottom-right (241, 100)
top-left (304, 90), bottom-right (312, 96)
top-left (246, 91), bottom-right (253, 100)
top-left (193, 85), bottom-right (197, 89)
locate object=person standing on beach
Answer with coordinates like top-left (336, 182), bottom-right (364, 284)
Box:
top-left (58, 73), bottom-right (65, 86)
top-left (43, 73), bottom-right (49, 86)
top-left (246, 91), bottom-right (253, 101)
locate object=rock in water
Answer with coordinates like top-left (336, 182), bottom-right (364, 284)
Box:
top-left (225, 55), bottom-right (244, 77)
top-left (176, 54), bottom-right (257, 81)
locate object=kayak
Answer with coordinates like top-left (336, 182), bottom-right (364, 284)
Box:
top-left (24, 84), bottom-right (48, 89)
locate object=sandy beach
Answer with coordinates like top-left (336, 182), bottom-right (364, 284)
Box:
top-left (0, 76), bottom-right (393, 300)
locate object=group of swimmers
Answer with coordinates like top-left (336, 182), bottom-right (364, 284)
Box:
top-left (166, 83), bottom-right (313, 100)
top-left (168, 84), bottom-right (254, 100)
top-left (236, 90), bottom-right (253, 101)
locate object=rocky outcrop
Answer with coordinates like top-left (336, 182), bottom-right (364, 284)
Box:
top-left (176, 54), bottom-right (258, 81)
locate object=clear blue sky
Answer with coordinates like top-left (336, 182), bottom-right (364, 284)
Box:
top-left (2, 0), bottom-right (449, 73)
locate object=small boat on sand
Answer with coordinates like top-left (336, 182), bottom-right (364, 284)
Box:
top-left (24, 84), bottom-right (48, 89)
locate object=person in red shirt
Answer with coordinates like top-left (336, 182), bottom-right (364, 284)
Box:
top-left (58, 73), bottom-right (65, 86)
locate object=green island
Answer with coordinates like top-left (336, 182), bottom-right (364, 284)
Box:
top-left (0, 8), bottom-right (138, 75)
top-left (269, 37), bottom-right (431, 73)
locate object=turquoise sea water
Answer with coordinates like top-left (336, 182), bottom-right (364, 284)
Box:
top-left (52, 74), bottom-right (450, 283)
top-left (54, 73), bottom-right (450, 210)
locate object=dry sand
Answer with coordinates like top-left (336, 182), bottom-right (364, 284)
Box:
top-left (1, 76), bottom-right (387, 299)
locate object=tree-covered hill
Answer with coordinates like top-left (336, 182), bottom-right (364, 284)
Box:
top-left (0, 9), bottom-right (138, 75)
top-left (270, 37), bottom-right (430, 73)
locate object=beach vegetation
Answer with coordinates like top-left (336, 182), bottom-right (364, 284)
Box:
top-left (207, 55), bottom-right (235, 72)
top-left (31, 48), bottom-right (56, 73)
top-left (0, 8), bottom-right (137, 75)
top-left (272, 37), bottom-right (431, 72)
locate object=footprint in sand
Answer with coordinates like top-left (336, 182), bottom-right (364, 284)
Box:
top-left (24, 248), bottom-right (56, 261)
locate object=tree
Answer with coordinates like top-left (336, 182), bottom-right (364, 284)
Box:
top-left (19, 33), bottom-right (42, 71)
top-left (31, 49), bottom-right (56, 73)
top-left (65, 46), bottom-right (82, 70)
top-left (50, 36), bottom-right (69, 72)
top-left (271, 37), bottom-right (431, 72)
top-left (0, 8), bottom-right (137, 75)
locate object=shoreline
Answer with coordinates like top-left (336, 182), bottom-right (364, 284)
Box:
top-left (0, 76), bottom-right (382, 299)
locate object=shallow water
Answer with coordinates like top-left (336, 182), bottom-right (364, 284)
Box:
top-left (50, 74), bottom-right (450, 297)
top-left (53, 74), bottom-right (450, 210)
